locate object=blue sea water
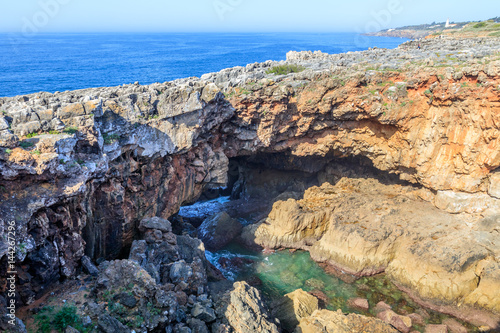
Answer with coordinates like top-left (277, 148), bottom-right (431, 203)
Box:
top-left (0, 33), bottom-right (407, 97)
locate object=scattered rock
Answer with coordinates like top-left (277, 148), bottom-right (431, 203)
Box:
top-left (377, 310), bottom-right (412, 333)
top-left (408, 313), bottom-right (425, 326)
top-left (97, 314), bottom-right (130, 333)
top-left (347, 298), bottom-right (369, 311)
top-left (81, 255), bottom-right (99, 276)
top-left (64, 326), bottom-right (80, 333)
top-left (191, 303), bottom-right (216, 323)
top-left (375, 301), bottom-right (392, 313)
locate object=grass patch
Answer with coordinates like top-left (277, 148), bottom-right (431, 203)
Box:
top-left (103, 133), bottom-right (120, 145)
top-left (31, 150), bottom-right (41, 156)
top-left (63, 126), bottom-right (78, 135)
top-left (266, 64), bottom-right (305, 75)
top-left (473, 22), bottom-right (487, 29)
top-left (20, 141), bottom-right (34, 149)
top-left (34, 305), bottom-right (91, 333)
top-left (489, 31), bottom-right (500, 37)
top-left (5, 149), bottom-right (12, 155)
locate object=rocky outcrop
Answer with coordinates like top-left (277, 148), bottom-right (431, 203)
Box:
top-left (247, 177), bottom-right (500, 327)
top-left (217, 281), bottom-right (280, 333)
top-left (0, 37), bottom-right (500, 329)
top-left (273, 289), bottom-right (318, 332)
top-left (295, 309), bottom-right (398, 333)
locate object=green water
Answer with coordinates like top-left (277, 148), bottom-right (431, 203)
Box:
top-left (207, 244), bottom-right (479, 332)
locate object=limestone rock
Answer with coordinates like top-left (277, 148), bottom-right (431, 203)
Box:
top-left (296, 309), bottom-right (398, 333)
top-left (274, 289), bottom-right (318, 331)
top-left (250, 178), bottom-right (500, 317)
top-left (225, 281), bottom-right (279, 333)
top-left (425, 324), bottom-right (448, 333)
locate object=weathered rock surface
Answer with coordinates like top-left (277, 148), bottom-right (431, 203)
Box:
top-left (197, 212), bottom-right (243, 251)
top-left (0, 37), bottom-right (499, 330)
top-left (295, 309), bottom-right (398, 333)
top-left (248, 177), bottom-right (500, 325)
top-left (223, 281), bottom-right (280, 333)
top-left (273, 289), bottom-right (319, 332)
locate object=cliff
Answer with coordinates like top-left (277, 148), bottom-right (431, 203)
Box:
top-left (1, 36), bottom-right (500, 330)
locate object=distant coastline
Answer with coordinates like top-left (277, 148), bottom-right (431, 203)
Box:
top-left (364, 17), bottom-right (500, 40)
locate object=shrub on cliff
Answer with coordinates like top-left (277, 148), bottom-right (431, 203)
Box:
top-left (266, 64), bottom-right (305, 75)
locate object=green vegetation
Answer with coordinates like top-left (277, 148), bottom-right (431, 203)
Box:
top-left (25, 132), bottom-right (38, 139)
top-left (5, 149), bottom-right (12, 155)
top-left (63, 126), bottom-right (78, 135)
top-left (473, 22), bottom-right (487, 29)
top-left (31, 150), bottom-right (41, 156)
top-left (266, 64), bottom-right (305, 75)
top-left (19, 141), bottom-right (34, 149)
top-left (48, 130), bottom-right (60, 134)
top-left (34, 305), bottom-right (91, 333)
top-left (103, 133), bottom-right (120, 144)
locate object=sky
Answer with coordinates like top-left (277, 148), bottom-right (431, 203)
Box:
top-left (0, 0), bottom-right (498, 33)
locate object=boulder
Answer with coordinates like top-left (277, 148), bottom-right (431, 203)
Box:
top-left (198, 212), bottom-right (243, 251)
top-left (347, 298), bottom-right (369, 311)
top-left (139, 217), bottom-right (172, 233)
top-left (81, 255), bottom-right (99, 276)
top-left (97, 314), bottom-right (130, 333)
top-left (377, 310), bottom-right (412, 333)
top-left (191, 303), bottom-right (216, 323)
top-left (274, 289), bottom-right (318, 331)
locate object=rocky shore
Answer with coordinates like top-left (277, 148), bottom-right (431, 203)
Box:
top-left (1, 36), bottom-right (500, 332)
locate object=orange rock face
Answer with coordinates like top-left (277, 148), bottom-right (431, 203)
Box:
top-left (225, 67), bottom-right (500, 196)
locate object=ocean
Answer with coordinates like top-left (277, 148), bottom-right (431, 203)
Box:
top-left (0, 33), bottom-right (407, 97)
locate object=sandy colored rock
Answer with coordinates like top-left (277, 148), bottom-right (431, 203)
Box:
top-left (348, 298), bottom-right (369, 311)
top-left (296, 309), bottom-right (398, 333)
top-left (377, 310), bottom-right (412, 333)
top-left (442, 318), bottom-right (467, 333)
top-left (425, 324), bottom-right (448, 333)
top-left (225, 281), bottom-right (279, 333)
top-left (251, 178), bottom-right (500, 321)
top-left (274, 289), bottom-right (319, 331)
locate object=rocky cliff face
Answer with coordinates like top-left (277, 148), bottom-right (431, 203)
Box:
top-left (1, 37), bottom-right (500, 329)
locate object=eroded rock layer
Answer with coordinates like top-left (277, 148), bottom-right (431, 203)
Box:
top-left (0, 37), bottom-right (499, 329)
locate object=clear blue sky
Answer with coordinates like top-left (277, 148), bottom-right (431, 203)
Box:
top-left (0, 0), bottom-right (497, 33)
